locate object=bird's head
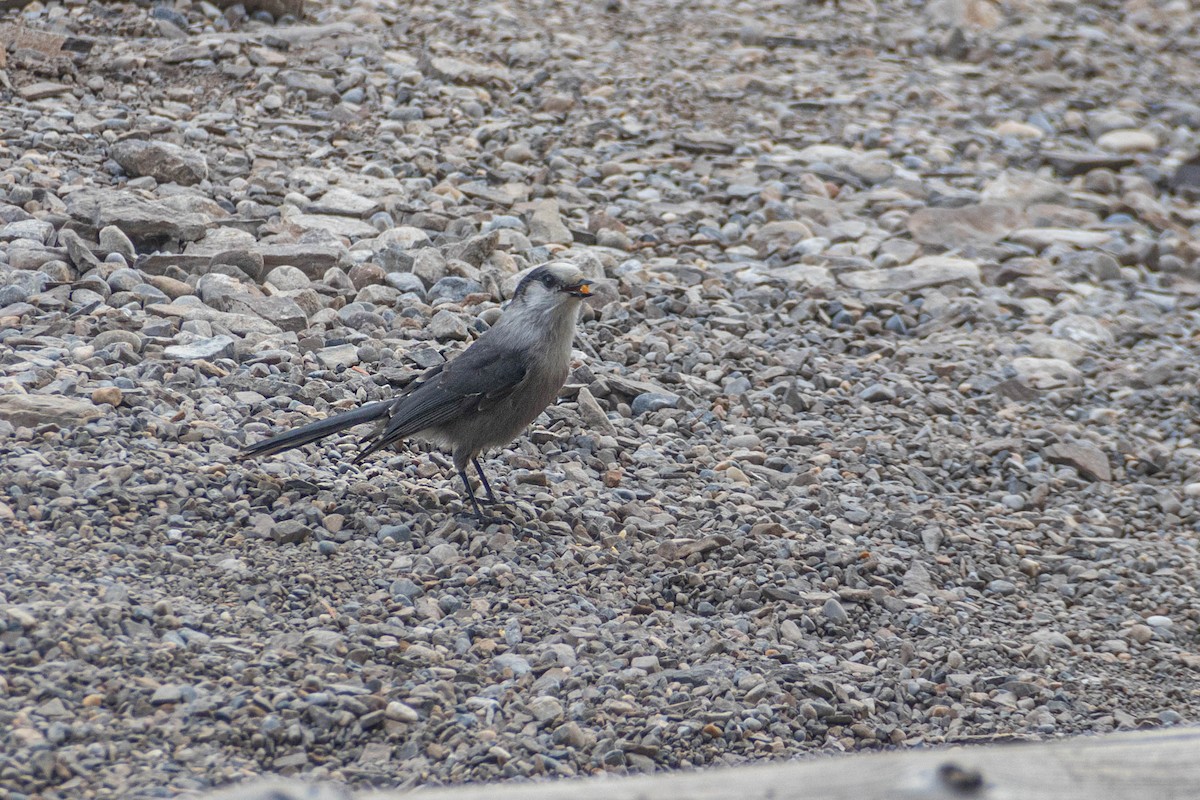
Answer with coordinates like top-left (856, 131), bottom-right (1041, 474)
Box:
top-left (511, 262), bottom-right (592, 310)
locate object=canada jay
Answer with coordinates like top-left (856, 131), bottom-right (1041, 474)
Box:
top-left (239, 261), bottom-right (593, 519)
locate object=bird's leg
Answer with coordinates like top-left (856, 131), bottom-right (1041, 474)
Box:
top-left (473, 458), bottom-right (498, 504)
top-left (457, 469), bottom-right (486, 520)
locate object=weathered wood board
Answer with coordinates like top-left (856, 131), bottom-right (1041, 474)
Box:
top-left (203, 726), bottom-right (1200, 800)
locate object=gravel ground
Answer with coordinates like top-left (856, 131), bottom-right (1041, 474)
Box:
top-left (3, 0), bottom-right (1200, 797)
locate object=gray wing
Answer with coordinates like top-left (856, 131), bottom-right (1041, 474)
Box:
top-left (353, 339), bottom-right (529, 462)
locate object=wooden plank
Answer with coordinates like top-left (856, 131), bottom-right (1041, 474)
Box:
top-left (204, 727), bottom-right (1200, 800)
top-left (407, 727), bottom-right (1200, 800)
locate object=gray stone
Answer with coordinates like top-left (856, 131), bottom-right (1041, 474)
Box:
top-left (0, 219), bottom-right (54, 244)
top-left (1008, 228), bottom-right (1112, 249)
top-left (265, 265), bottom-right (312, 291)
top-left (99, 225), bottom-right (137, 261)
top-left (822, 598), bottom-right (849, 624)
top-left (631, 392), bottom-right (678, 416)
top-left (575, 386), bottom-right (617, 435)
top-left (66, 189), bottom-right (214, 245)
top-left (838, 256), bottom-right (980, 292)
top-left (271, 520), bottom-right (312, 545)
top-left (285, 213), bottom-right (380, 240)
top-left (57, 228), bottom-right (102, 270)
top-left (444, 231), bottom-right (500, 267)
top-left (259, 244), bottom-right (346, 279)
top-left (384, 701), bottom-right (419, 722)
top-left (385, 272), bottom-right (426, 296)
top-left (316, 343), bottom-right (359, 370)
top-left (1010, 356), bottom-right (1083, 389)
top-left (907, 205), bottom-right (1025, 247)
top-left (529, 696), bottom-right (563, 722)
top-left (150, 685), bottom-right (184, 705)
top-left (1050, 314), bottom-right (1114, 348)
top-left (280, 70), bottom-right (338, 99)
top-left (1096, 129), bottom-right (1157, 152)
top-left (164, 335), bottom-right (237, 361)
top-left (110, 139), bottom-right (209, 186)
top-left (306, 188), bottom-right (378, 216)
top-left (0, 394), bottom-right (103, 427)
top-left (246, 295), bottom-right (308, 332)
top-left (428, 276), bottom-right (483, 304)
top-left (429, 309), bottom-right (468, 341)
top-left (527, 199), bottom-right (573, 245)
top-left (1045, 442), bottom-right (1112, 481)
top-left (412, 249), bottom-right (449, 287)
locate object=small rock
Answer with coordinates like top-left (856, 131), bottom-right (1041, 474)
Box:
top-left (1010, 357), bottom-right (1083, 389)
top-left (316, 344), bottom-right (360, 370)
top-left (822, 598), bottom-right (849, 624)
top-left (907, 203), bottom-right (1022, 247)
top-left (271, 520), bottom-right (311, 545)
top-left (150, 685), bottom-right (184, 705)
top-left (57, 228), bottom-right (101, 270)
top-left (838, 256), bottom-right (980, 292)
top-left (91, 387), bottom-right (123, 407)
top-left (1008, 228), bottom-right (1112, 249)
top-left (529, 696), bottom-right (564, 722)
top-left (1045, 442), bottom-right (1112, 481)
top-left (429, 310), bottom-right (469, 341)
top-left (859, 383), bottom-right (895, 402)
top-left (631, 392), bottom-right (678, 416)
top-left (19, 81), bottom-right (73, 101)
top-left (993, 120), bottom-right (1045, 139)
top-left (1096, 129), bottom-right (1157, 153)
top-left (164, 335), bottom-right (236, 361)
top-left (111, 139), bottom-right (209, 186)
top-left (1128, 624), bottom-right (1154, 644)
top-left (527, 199), bottom-right (573, 245)
top-left (1050, 314), bottom-right (1114, 348)
top-left (0, 395), bottom-right (102, 427)
top-left (385, 701), bottom-right (419, 722)
top-left (575, 387), bottom-right (617, 435)
top-left (428, 276), bottom-right (482, 304)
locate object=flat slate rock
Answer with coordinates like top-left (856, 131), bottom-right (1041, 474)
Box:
top-left (1045, 442), bottom-right (1112, 481)
top-left (838, 256), bottom-right (981, 292)
top-left (907, 204), bottom-right (1026, 247)
top-left (147, 301), bottom-right (281, 335)
top-left (66, 189), bottom-right (214, 245)
top-left (0, 394), bottom-right (102, 427)
top-left (1040, 149), bottom-right (1137, 176)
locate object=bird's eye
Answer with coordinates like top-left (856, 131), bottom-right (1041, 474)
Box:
top-left (541, 275), bottom-right (554, 287)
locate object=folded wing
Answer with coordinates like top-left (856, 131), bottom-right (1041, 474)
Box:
top-left (353, 343), bottom-right (529, 462)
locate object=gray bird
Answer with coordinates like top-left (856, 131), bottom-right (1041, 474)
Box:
top-left (239, 261), bottom-right (594, 519)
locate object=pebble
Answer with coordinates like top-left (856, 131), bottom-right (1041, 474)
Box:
top-left (385, 701), bottom-right (420, 723)
top-left (1095, 129), bottom-right (1158, 152)
top-left (91, 387), bottom-right (124, 406)
top-left (429, 309), bottom-right (469, 341)
top-left (631, 392), bottom-right (678, 416)
top-left (164, 335), bottom-right (237, 361)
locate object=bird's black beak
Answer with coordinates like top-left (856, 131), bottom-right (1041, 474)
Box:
top-left (563, 280), bottom-right (592, 298)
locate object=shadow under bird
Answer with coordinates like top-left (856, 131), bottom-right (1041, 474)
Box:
top-left (238, 261), bottom-right (594, 519)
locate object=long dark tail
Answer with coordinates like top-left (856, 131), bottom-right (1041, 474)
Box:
top-left (238, 401), bottom-right (392, 460)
